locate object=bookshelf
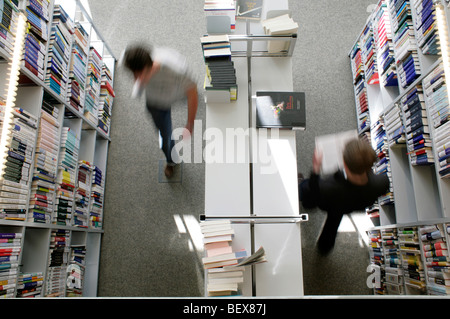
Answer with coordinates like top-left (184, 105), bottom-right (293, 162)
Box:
top-left (0, 0), bottom-right (116, 298)
top-left (350, 0), bottom-right (450, 295)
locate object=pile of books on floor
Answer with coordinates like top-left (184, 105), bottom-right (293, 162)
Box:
top-left (200, 219), bottom-right (266, 296)
top-left (201, 34), bottom-right (237, 103)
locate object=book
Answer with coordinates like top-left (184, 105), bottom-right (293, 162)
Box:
top-left (236, 0), bottom-right (263, 20)
top-left (314, 129), bottom-right (359, 175)
top-left (261, 14), bottom-right (298, 53)
top-left (255, 91), bottom-right (306, 130)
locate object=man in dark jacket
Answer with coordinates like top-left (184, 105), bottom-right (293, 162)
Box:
top-left (299, 138), bottom-right (389, 254)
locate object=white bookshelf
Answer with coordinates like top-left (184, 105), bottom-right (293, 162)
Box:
top-left (0, 0), bottom-right (115, 297)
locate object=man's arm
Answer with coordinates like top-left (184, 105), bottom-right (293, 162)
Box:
top-left (185, 85), bottom-right (198, 134)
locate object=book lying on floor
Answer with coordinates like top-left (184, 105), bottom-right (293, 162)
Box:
top-left (255, 91), bottom-right (306, 130)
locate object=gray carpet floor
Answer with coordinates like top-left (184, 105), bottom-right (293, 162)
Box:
top-left (86, 0), bottom-right (377, 297)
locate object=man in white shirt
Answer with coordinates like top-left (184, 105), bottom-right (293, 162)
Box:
top-left (122, 44), bottom-right (198, 178)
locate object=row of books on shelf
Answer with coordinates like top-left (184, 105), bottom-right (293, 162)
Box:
top-left (200, 219), bottom-right (266, 296)
top-left (12, 2), bottom-right (115, 136)
top-left (368, 222), bottom-right (450, 295)
top-left (0, 0), bottom-right (19, 57)
top-left (0, 98), bottom-right (105, 228)
top-left (0, 230), bottom-right (86, 298)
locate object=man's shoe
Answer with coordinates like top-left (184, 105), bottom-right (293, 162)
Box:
top-left (165, 165), bottom-right (174, 178)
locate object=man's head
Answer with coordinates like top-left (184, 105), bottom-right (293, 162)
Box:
top-left (343, 139), bottom-right (377, 175)
top-left (122, 45), bottom-right (154, 79)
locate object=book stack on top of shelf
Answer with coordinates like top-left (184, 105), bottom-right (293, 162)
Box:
top-left (98, 63), bottom-right (115, 135)
top-left (372, 117), bottom-right (394, 205)
top-left (201, 34), bottom-right (237, 103)
top-left (16, 271), bottom-right (43, 297)
top-left (201, 219), bottom-right (245, 296)
top-left (413, 0), bottom-right (439, 55)
top-left (45, 4), bottom-right (74, 98)
top-left (23, 0), bottom-right (49, 81)
top-left (385, 103), bottom-right (405, 146)
top-left (204, 0), bottom-right (236, 32)
top-left (368, 229), bottom-right (385, 294)
top-left (374, 1), bottom-right (398, 87)
top-left (0, 232), bottom-right (21, 298)
top-left (89, 165), bottom-right (103, 229)
top-left (66, 245), bottom-right (85, 297)
top-left (402, 84), bottom-right (434, 165)
top-left (73, 160), bottom-right (91, 228)
top-left (382, 228), bottom-right (404, 294)
top-left (67, 22), bottom-right (89, 113)
top-left (261, 14), bottom-right (298, 54)
top-left (419, 224), bottom-right (450, 295)
top-left (45, 228), bottom-right (70, 297)
top-left (389, 0), bottom-right (421, 88)
top-left (54, 127), bottom-right (79, 225)
top-left (28, 102), bottom-right (61, 224)
top-left (361, 21), bottom-right (379, 85)
top-left (0, 102), bottom-right (37, 222)
top-left (84, 47), bottom-right (102, 126)
top-left (0, 0), bottom-right (19, 58)
top-left (398, 226), bottom-right (426, 293)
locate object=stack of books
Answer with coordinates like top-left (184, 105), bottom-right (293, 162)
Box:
top-left (201, 34), bottom-right (237, 103)
top-left (402, 85), bottom-right (434, 165)
top-left (398, 227), bottom-right (426, 293)
top-left (384, 104), bottom-right (405, 146)
top-left (67, 23), bottom-right (89, 113)
top-left (413, 0), bottom-right (439, 55)
top-left (389, 0), bottom-right (421, 88)
top-left (361, 22), bottom-right (379, 85)
top-left (0, 0), bottom-right (19, 57)
top-left (89, 165), bottom-right (103, 229)
top-left (419, 224), bottom-right (450, 295)
top-left (372, 118), bottom-right (394, 205)
top-left (201, 219), bottom-right (244, 296)
top-left (261, 14), bottom-right (298, 54)
top-left (66, 245), bottom-right (86, 297)
top-left (54, 127), bottom-right (79, 225)
top-left (28, 102), bottom-right (61, 224)
top-left (98, 63), bottom-right (115, 135)
top-left (73, 160), bottom-right (91, 228)
top-left (367, 229), bottom-right (385, 294)
top-left (84, 47), bottom-right (102, 126)
top-left (204, 0), bottom-right (236, 32)
top-left (23, 0), bottom-right (49, 81)
top-left (0, 102), bottom-right (37, 222)
top-left (423, 64), bottom-right (449, 176)
top-left (45, 229), bottom-right (70, 297)
top-left (45, 4), bottom-right (74, 98)
top-left (16, 272), bottom-right (43, 297)
top-left (374, 1), bottom-right (397, 87)
top-left (381, 228), bottom-right (404, 295)
top-left (0, 232), bottom-right (22, 298)
top-left (350, 43), bottom-right (364, 85)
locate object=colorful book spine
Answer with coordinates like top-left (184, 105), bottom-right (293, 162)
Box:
top-left (45, 229), bottom-right (70, 297)
top-left (382, 228), bottom-right (404, 294)
top-left (398, 226), bottom-right (426, 292)
top-left (0, 232), bottom-right (22, 298)
top-left (419, 224), bottom-right (450, 295)
top-left (84, 47), bottom-right (102, 126)
top-left (98, 63), bottom-right (115, 135)
top-left (89, 165), bottom-right (103, 229)
top-left (401, 84), bottom-right (434, 165)
top-left (16, 271), bottom-right (43, 298)
top-left (53, 127), bottom-right (79, 225)
top-left (384, 103), bottom-right (406, 146)
top-left (413, 0), bottom-right (439, 55)
top-left (73, 160), bottom-right (91, 228)
top-left (361, 21), bottom-right (379, 85)
top-left (0, 0), bottom-right (19, 56)
top-left (0, 99), bottom-right (37, 221)
top-left (66, 245), bottom-right (85, 297)
top-left (28, 102), bottom-right (60, 224)
top-left (45, 4), bottom-right (74, 98)
top-left (368, 229), bottom-right (386, 294)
